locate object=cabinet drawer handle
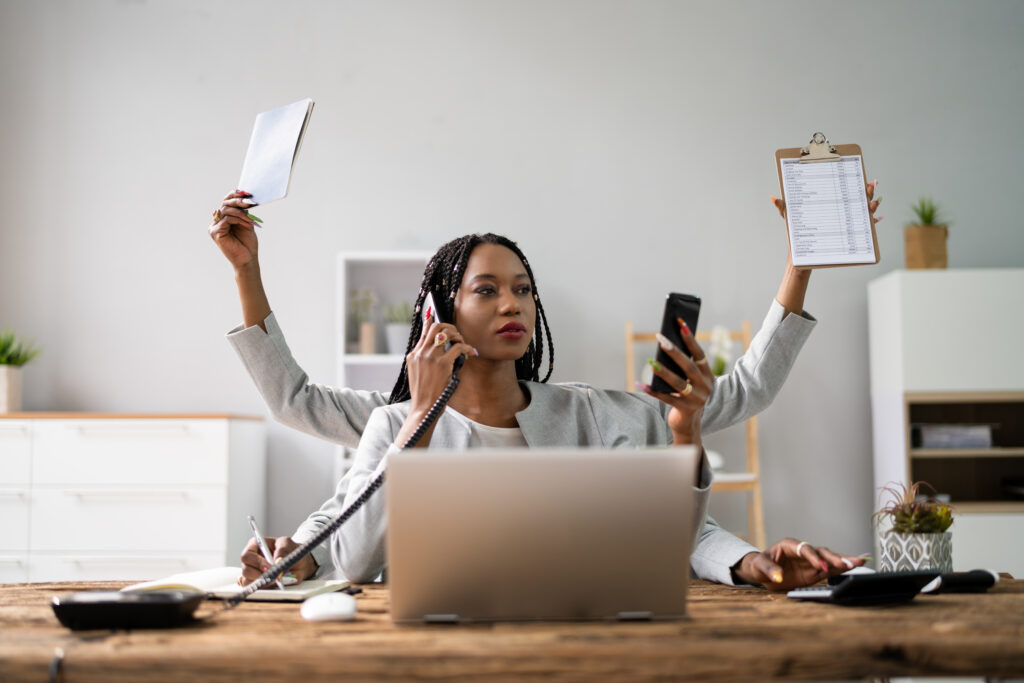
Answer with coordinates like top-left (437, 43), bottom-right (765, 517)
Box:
top-left (65, 556), bottom-right (191, 566)
top-left (62, 490), bottom-right (190, 499)
top-left (0, 557), bottom-right (26, 564)
top-left (0, 490), bottom-right (27, 498)
top-left (72, 425), bottom-right (195, 438)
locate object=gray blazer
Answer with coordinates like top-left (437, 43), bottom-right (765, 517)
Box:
top-left (228, 299), bottom-right (815, 585)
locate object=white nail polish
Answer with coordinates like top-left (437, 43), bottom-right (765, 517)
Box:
top-left (655, 332), bottom-right (675, 352)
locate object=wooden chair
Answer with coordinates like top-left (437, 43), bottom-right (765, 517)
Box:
top-left (624, 320), bottom-right (765, 549)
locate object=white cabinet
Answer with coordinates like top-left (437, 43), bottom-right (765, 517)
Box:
top-left (336, 251), bottom-right (431, 392)
top-left (868, 269), bottom-right (1024, 575)
top-left (0, 414), bottom-right (265, 582)
top-left (0, 421), bottom-right (32, 581)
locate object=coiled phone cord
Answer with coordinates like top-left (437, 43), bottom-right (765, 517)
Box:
top-left (223, 370), bottom-right (462, 608)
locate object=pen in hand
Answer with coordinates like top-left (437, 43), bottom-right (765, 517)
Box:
top-left (247, 515), bottom-right (286, 590)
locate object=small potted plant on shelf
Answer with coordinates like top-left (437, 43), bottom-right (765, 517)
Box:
top-left (905, 197), bottom-right (950, 269)
top-left (384, 301), bottom-right (414, 355)
top-left (0, 329), bottom-right (42, 413)
top-left (874, 481), bottom-right (954, 572)
top-left (349, 288), bottom-right (378, 354)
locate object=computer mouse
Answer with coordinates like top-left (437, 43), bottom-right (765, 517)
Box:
top-left (300, 592), bottom-right (357, 621)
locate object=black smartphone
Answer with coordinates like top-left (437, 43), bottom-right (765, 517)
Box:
top-left (650, 292), bottom-right (701, 395)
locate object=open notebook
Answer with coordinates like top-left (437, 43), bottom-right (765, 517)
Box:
top-left (121, 566), bottom-right (347, 602)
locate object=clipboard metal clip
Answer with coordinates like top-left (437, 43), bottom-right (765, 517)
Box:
top-left (799, 132), bottom-right (841, 163)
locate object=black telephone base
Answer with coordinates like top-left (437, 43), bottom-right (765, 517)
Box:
top-left (52, 590), bottom-right (205, 631)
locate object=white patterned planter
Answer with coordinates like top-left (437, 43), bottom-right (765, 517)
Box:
top-left (879, 531), bottom-right (952, 572)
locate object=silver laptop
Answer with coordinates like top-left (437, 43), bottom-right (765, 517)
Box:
top-left (386, 447), bottom-right (699, 623)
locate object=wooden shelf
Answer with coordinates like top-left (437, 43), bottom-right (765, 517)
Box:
top-left (905, 391), bottom-right (1024, 403)
top-left (911, 447), bottom-right (1024, 459)
top-left (949, 501), bottom-right (1024, 514)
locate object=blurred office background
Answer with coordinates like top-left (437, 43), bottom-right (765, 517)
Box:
top-left (1, 0), bottom-right (1022, 555)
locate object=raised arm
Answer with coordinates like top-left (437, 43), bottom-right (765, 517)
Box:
top-left (209, 189), bottom-right (387, 446)
top-left (771, 179), bottom-right (880, 316)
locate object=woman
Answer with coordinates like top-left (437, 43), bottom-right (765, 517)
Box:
top-left (286, 234), bottom-right (864, 590)
top-left (211, 187), bottom-right (880, 591)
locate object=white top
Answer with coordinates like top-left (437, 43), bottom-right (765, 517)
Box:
top-left (447, 407), bottom-right (528, 448)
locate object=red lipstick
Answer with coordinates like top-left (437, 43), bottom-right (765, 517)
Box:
top-left (497, 321), bottom-right (527, 339)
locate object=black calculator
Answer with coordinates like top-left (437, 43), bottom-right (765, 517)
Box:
top-left (787, 570), bottom-right (941, 606)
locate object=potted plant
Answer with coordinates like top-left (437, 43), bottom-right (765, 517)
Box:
top-left (0, 330), bottom-right (41, 413)
top-left (874, 481), bottom-right (954, 572)
top-left (349, 288), bottom-right (377, 354)
top-left (905, 197), bottom-right (949, 269)
top-left (384, 301), bottom-right (414, 355)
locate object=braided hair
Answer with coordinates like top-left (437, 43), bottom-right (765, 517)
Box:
top-left (387, 233), bottom-right (554, 404)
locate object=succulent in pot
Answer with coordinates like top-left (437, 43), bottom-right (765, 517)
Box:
top-left (874, 481), bottom-right (954, 572)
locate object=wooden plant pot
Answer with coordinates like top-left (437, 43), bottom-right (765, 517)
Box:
top-left (0, 365), bottom-right (23, 412)
top-left (878, 531), bottom-right (953, 573)
top-left (905, 224), bottom-right (948, 269)
top-left (359, 322), bottom-right (377, 355)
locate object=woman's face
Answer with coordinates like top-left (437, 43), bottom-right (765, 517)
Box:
top-left (452, 243), bottom-right (536, 361)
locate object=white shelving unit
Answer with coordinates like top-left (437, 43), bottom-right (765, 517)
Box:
top-left (334, 252), bottom-right (430, 477)
top-left (868, 269), bottom-right (1024, 575)
top-left (336, 251), bottom-right (431, 392)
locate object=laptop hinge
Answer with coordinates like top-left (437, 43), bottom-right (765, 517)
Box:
top-left (423, 614), bottom-right (460, 624)
top-left (616, 611), bottom-right (654, 621)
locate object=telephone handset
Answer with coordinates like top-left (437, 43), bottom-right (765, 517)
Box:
top-left (423, 289), bottom-right (465, 374)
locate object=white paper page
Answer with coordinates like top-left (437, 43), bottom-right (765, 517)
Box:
top-left (121, 565), bottom-right (348, 602)
top-left (121, 566), bottom-right (242, 592)
top-left (780, 155), bottom-right (875, 266)
top-left (237, 98), bottom-right (313, 204)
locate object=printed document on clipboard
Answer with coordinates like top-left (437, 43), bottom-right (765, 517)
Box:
top-left (775, 132), bottom-right (880, 268)
top-left (237, 98), bottom-right (314, 205)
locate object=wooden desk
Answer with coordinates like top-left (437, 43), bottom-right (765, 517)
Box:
top-left (2, 579), bottom-right (1023, 681)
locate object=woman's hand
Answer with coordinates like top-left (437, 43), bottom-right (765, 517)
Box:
top-left (638, 320), bottom-right (716, 449)
top-left (238, 535), bottom-right (316, 586)
top-left (393, 313), bottom-right (477, 448)
top-left (208, 190), bottom-right (261, 272)
top-left (732, 538), bottom-right (867, 591)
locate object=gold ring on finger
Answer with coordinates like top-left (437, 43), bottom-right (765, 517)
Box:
top-left (694, 356), bottom-right (709, 366)
top-left (212, 209), bottom-right (222, 223)
top-left (796, 541), bottom-right (809, 556)
top-left (680, 381), bottom-right (693, 397)
top-left (433, 332), bottom-right (448, 348)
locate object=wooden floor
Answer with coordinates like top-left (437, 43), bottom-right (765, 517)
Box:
top-left (2, 578), bottom-right (1023, 681)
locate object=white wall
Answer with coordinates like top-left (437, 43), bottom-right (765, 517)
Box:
top-left (2, 0), bottom-right (1023, 554)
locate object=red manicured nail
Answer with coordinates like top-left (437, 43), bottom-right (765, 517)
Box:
top-left (236, 189), bottom-right (252, 197)
top-left (819, 561), bottom-right (828, 573)
top-left (677, 318), bottom-right (691, 336)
